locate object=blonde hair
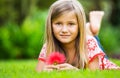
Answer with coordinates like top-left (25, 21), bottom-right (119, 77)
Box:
top-left (45, 0), bottom-right (88, 69)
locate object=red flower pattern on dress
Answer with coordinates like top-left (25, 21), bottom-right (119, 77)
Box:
top-left (103, 58), bottom-right (120, 70)
top-left (40, 53), bottom-right (45, 57)
top-left (87, 38), bottom-right (97, 51)
top-left (38, 36), bottom-right (120, 70)
top-left (46, 52), bottom-right (66, 65)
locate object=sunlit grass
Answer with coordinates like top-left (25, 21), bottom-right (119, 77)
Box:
top-left (0, 59), bottom-right (120, 78)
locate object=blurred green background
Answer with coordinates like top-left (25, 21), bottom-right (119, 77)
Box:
top-left (0, 0), bottom-right (120, 60)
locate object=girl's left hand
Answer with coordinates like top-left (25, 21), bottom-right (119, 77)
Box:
top-left (56, 63), bottom-right (79, 71)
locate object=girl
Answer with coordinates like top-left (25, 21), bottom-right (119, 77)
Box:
top-left (36, 0), bottom-right (120, 72)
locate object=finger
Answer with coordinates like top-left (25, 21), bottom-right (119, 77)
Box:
top-left (58, 67), bottom-right (69, 71)
top-left (56, 63), bottom-right (68, 68)
top-left (58, 66), bottom-right (78, 71)
top-left (45, 65), bottom-right (59, 69)
top-left (43, 68), bottom-right (53, 72)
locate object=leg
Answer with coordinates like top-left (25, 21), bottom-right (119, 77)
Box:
top-left (90, 11), bottom-right (104, 35)
top-left (94, 36), bottom-right (108, 58)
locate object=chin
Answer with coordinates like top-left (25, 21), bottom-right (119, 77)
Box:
top-left (59, 40), bottom-right (74, 44)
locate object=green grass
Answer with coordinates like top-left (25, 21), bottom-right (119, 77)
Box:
top-left (0, 59), bottom-right (120, 78)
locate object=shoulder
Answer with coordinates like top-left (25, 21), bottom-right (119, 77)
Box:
top-left (86, 35), bottom-right (99, 53)
top-left (86, 35), bottom-right (97, 45)
top-left (38, 43), bottom-right (47, 62)
top-left (86, 35), bottom-right (104, 53)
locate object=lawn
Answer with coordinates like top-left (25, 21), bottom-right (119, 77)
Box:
top-left (0, 59), bottom-right (120, 78)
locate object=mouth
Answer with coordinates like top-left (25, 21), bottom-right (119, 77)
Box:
top-left (60, 35), bottom-right (70, 38)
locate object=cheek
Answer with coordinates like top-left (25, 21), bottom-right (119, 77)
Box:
top-left (52, 24), bottom-right (62, 32)
top-left (52, 26), bottom-right (57, 33)
top-left (52, 26), bottom-right (60, 37)
top-left (72, 26), bottom-right (79, 35)
top-left (72, 27), bottom-right (79, 39)
top-left (74, 30), bottom-right (78, 38)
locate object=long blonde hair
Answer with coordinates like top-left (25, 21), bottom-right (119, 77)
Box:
top-left (45, 0), bottom-right (88, 69)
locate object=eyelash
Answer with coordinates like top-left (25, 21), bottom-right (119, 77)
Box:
top-left (68, 23), bottom-right (75, 25)
top-left (55, 23), bottom-right (75, 25)
top-left (56, 22), bottom-right (62, 25)
top-left (54, 22), bottom-right (76, 27)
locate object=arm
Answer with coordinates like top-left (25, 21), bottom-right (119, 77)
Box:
top-left (86, 35), bottom-right (105, 70)
top-left (56, 63), bottom-right (79, 71)
top-left (36, 44), bottom-right (46, 72)
top-left (36, 60), bottom-right (59, 72)
top-left (88, 57), bottom-right (99, 70)
top-left (36, 44), bottom-right (59, 72)
top-left (36, 60), bottom-right (45, 72)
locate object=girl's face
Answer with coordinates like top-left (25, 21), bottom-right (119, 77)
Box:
top-left (52, 11), bottom-right (78, 45)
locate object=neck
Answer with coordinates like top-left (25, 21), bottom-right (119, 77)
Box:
top-left (62, 41), bottom-right (75, 53)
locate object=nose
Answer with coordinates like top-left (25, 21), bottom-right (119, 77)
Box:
top-left (61, 25), bottom-right (68, 33)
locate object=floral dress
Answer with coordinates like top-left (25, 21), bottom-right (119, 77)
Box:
top-left (38, 35), bottom-right (120, 70)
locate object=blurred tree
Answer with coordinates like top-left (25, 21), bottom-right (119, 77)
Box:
top-left (0, 0), bottom-right (38, 26)
top-left (19, 0), bottom-right (30, 25)
top-left (37, 0), bottom-right (56, 9)
top-left (109, 0), bottom-right (120, 26)
top-left (0, 0), bottom-right (18, 26)
top-left (93, 0), bottom-right (102, 10)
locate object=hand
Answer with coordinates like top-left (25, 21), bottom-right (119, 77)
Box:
top-left (43, 65), bottom-right (59, 72)
top-left (56, 63), bottom-right (79, 71)
top-left (43, 63), bottom-right (79, 72)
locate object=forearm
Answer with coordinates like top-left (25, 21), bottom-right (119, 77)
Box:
top-left (36, 61), bottom-right (45, 72)
top-left (88, 57), bottom-right (99, 70)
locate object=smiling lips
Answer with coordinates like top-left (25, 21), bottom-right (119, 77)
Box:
top-left (60, 35), bottom-right (70, 38)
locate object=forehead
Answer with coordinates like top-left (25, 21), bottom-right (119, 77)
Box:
top-left (52, 11), bottom-right (77, 22)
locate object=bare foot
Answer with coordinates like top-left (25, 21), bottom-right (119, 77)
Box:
top-left (89, 11), bottom-right (104, 35)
